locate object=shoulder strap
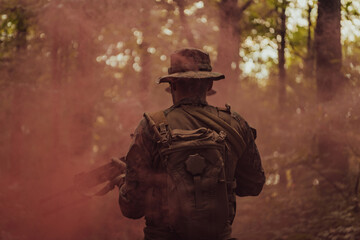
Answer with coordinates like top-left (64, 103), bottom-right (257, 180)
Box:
top-left (148, 111), bottom-right (168, 126)
top-left (216, 104), bottom-right (237, 204)
top-left (143, 111), bottom-right (170, 169)
top-left (181, 106), bottom-right (246, 157)
top-left (217, 104), bottom-right (232, 126)
top-left (144, 111), bottom-right (169, 146)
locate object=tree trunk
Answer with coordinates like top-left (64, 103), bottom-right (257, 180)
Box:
top-left (50, 22), bottom-right (61, 165)
top-left (175, 0), bottom-right (196, 47)
top-left (304, 3), bottom-right (314, 78)
top-left (9, 86), bottom-right (26, 175)
top-left (139, 42), bottom-right (151, 108)
top-left (138, 2), bottom-right (152, 109)
top-left (277, 1), bottom-right (287, 110)
top-left (315, 0), bottom-right (348, 182)
top-left (70, 23), bottom-right (97, 160)
top-left (315, 0), bottom-right (343, 102)
top-left (9, 7), bottom-right (28, 175)
top-left (215, 0), bottom-right (252, 101)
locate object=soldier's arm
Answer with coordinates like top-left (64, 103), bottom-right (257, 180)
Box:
top-left (233, 114), bottom-right (265, 197)
top-left (118, 118), bottom-right (154, 219)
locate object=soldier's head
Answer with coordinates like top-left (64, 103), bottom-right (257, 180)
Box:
top-left (158, 48), bottom-right (224, 103)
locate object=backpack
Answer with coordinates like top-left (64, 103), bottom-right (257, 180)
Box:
top-left (144, 106), bottom-right (245, 240)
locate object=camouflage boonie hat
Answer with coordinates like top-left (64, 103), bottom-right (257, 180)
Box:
top-left (158, 48), bottom-right (225, 83)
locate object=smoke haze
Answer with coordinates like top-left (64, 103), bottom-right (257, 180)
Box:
top-left (1, 0), bottom-right (359, 239)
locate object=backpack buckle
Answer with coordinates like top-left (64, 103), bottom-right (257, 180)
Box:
top-left (159, 123), bottom-right (170, 146)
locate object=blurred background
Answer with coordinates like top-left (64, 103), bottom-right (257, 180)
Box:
top-left (0, 0), bottom-right (360, 239)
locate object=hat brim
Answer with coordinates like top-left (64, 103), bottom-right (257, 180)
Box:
top-left (158, 71), bottom-right (225, 83)
top-left (164, 86), bottom-right (217, 96)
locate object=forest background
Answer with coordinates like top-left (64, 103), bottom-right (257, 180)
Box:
top-left (1, 0), bottom-right (360, 239)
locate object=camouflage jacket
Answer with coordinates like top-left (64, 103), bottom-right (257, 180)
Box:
top-left (118, 98), bottom-right (265, 239)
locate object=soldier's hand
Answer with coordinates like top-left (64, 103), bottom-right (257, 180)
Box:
top-left (112, 173), bottom-right (126, 189)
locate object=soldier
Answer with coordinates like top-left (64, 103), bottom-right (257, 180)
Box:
top-left (118, 48), bottom-right (265, 240)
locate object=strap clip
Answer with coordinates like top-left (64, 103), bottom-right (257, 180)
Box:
top-left (158, 122), bottom-right (170, 146)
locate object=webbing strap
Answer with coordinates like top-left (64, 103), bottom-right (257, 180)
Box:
top-left (181, 106), bottom-right (246, 158)
top-left (218, 109), bottom-right (232, 127)
top-left (217, 106), bottom-right (234, 180)
top-left (149, 111), bottom-right (168, 127)
top-left (144, 111), bottom-right (169, 144)
top-left (216, 106), bottom-right (238, 222)
top-left (143, 113), bottom-right (162, 141)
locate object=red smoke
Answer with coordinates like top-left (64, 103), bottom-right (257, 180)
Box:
top-left (1, 0), bottom-right (359, 239)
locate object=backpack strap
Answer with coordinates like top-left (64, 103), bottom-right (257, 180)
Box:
top-left (182, 105), bottom-right (246, 157)
top-left (144, 111), bottom-right (170, 146)
top-left (148, 111), bottom-right (168, 127)
top-left (144, 111), bottom-right (170, 171)
top-left (216, 104), bottom-right (238, 222)
top-left (217, 104), bottom-right (232, 126)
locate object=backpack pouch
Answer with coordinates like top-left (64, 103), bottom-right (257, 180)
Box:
top-left (159, 128), bottom-right (230, 240)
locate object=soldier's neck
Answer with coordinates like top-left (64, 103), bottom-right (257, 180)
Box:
top-left (172, 95), bottom-right (207, 105)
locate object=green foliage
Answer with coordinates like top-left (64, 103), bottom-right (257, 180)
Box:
top-left (342, 0), bottom-right (360, 20)
top-left (0, 6), bottom-right (27, 56)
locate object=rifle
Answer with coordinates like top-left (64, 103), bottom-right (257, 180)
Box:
top-left (40, 157), bottom-right (126, 215)
top-left (73, 157), bottom-right (126, 196)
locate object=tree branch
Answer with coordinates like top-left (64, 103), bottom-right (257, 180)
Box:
top-left (239, 0), bottom-right (254, 12)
